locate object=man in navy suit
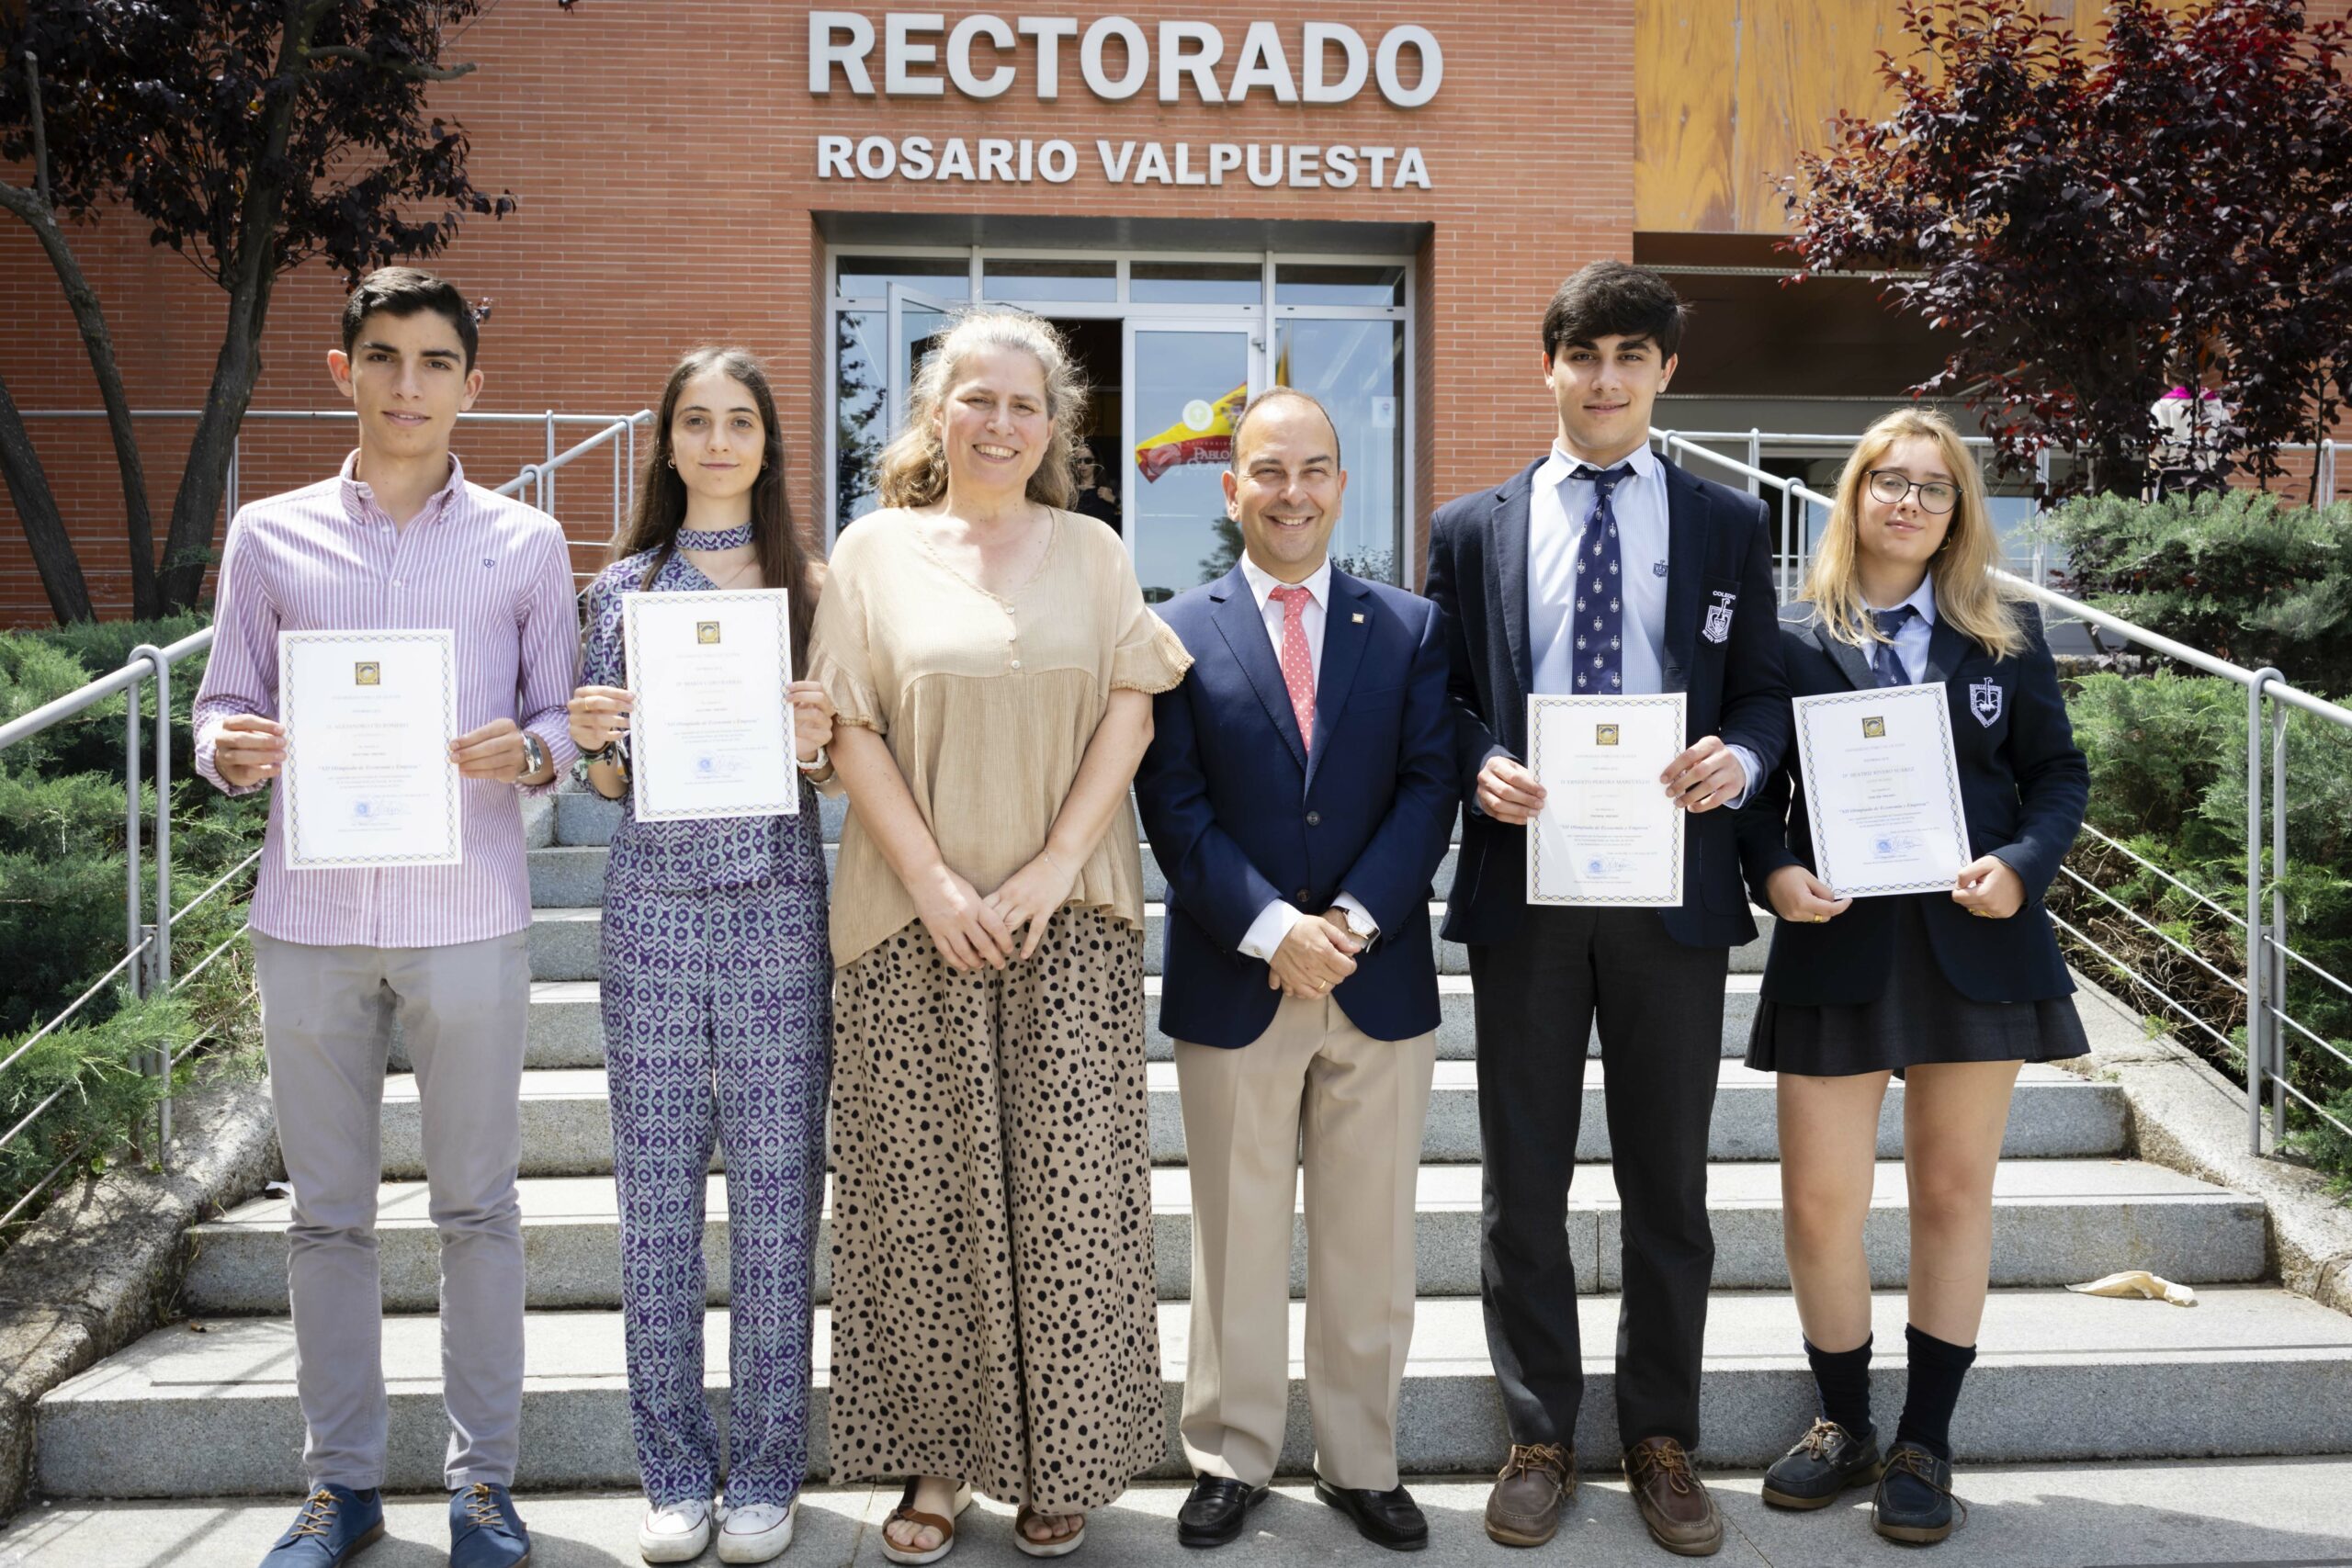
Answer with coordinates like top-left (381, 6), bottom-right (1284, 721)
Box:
top-left (1424, 262), bottom-right (1791, 1556)
top-left (1136, 389), bottom-right (1455, 1553)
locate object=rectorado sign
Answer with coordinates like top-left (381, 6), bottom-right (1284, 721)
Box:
top-left (809, 13), bottom-right (1442, 188)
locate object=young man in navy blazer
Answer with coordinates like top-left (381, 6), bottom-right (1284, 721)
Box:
top-left (1136, 388), bottom-right (1455, 1553)
top-left (1423, 262), bottom-right (1792, 1556)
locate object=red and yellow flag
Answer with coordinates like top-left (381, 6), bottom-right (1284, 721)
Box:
top-left (1134, 382), bottom-right (1248, 482)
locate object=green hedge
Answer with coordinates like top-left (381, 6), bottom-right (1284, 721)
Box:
top-left (2031, 489), bottom-right (2352, 1181)
top-left (0, 620), bottom-right (266, 1241)
top-left (2037, 490), bottom-right (2352, 694)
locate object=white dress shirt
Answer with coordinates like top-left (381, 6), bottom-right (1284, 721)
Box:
top-left (1232, 552), bottom-right (1379, 961)
top-left (1870, 575), bottom-right (1939, 686)
top-left (1527, 441), bottom-right (1758, 806)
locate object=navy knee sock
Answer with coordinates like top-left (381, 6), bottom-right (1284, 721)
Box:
top-left (1894, 1324), bottom-right (1978, 1461)
top-left (1803, 1335), bottom-right (1873, 1438)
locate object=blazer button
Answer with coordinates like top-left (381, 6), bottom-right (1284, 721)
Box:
top-left (1306, 810), bottom-right (1322, 827)
top-left (1295, 887), bottom-right (1312, 902)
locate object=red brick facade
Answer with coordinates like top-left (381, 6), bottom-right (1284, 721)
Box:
top-left (0, 3), bottom-right (1635, 625)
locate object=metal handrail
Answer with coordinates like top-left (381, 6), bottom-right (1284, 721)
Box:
top-left (1651, 425), bottom-right (2352, 1151)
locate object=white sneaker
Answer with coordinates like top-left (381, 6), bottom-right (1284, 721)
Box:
top-left (717, 1499), bottom-right (797, 1562)
top-left (639, 1498), bottom-right (713, 1563)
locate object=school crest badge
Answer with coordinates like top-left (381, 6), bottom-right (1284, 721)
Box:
top-left (1702, 587), bottom-right (1736, 645)
top-left (1861, 716), bottom-right (1886, 739)
top-left (696, 621), bottom-right (721, 645)
top-left (1970, 679), bottom-right (2004, 728)
top-left (1596, 724), bottom-right (1620, 746)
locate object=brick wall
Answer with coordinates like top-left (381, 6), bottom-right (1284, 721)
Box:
top-left (0, 3), bottom-right (1634, 625)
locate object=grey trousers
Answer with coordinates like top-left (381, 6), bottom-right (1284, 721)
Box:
top-left (253, 929), bottom-right (530, 1491)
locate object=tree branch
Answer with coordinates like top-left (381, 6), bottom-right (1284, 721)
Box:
top-left (300, 43), bottom-right (478, 82)
top-left (20, 50), bottom-right (49, 207)
top-left (0, 182), bottom-right (160, 617)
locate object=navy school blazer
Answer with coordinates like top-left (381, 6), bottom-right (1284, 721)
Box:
top-left (1730, 600), bottom-right (2089, 1007)
top-left (1133, 563), bottom-right (1456, 1051)
top-left (1422, 453), bottom-right (1792, 949)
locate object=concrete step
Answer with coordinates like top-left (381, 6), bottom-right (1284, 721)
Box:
top-left (186, 1156), bottom-right (2253, 1314)
top-left (526, 902), bottom-right (1779, 982)
top-left (454, 974), bottom-right (1765, 1073)
top-left (44, 1287), bottom-right (2352, 1496)
top-left (529, 840), bottom-right (1464, 908)
top-left (20, 1464), bottom-right (2352, 1568)
top-left (371, 1058), bottom-right (2123, 1179)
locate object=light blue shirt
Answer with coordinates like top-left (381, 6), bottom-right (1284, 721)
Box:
top-left (1528, 441), bottom-right (1758, 806)
top-left (1870, 577), bottom-right (1939, 686)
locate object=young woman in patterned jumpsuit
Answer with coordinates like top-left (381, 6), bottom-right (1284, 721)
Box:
top-left (568, 347), bottom-right (838, 1565)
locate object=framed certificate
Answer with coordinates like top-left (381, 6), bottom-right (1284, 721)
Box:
top-left (623, 588), bottom-right (798, 822)
top-left (1526, 692), bottom-right (1686, 907)
top-left (1792, 683), bottom-right (1972, 897)
top-left (277, 628), bottom-right (461, 870)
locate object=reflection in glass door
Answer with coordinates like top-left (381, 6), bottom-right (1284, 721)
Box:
top-left (1125, 321), bottom-right (1260, 603)
top-left (885, 283), bottom-right (956, 439)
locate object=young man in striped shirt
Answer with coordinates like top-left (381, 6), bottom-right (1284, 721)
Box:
top-left (194, 268), bottom-right (580, 1568)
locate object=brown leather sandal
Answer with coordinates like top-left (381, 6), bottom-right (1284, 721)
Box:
top-left (1014, 1504), bottom-right (1087, 1559)
top-left (881, 1478), bottom-right (973, 1565)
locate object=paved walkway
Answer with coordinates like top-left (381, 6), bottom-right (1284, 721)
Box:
top-left (6, 1464), bottom-right (2350, 1567)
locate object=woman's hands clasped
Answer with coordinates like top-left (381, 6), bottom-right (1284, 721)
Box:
top-left (986, 851), bottom-right (1080, 963)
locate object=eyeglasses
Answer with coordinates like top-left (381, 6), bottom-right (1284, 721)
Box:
top-left (1866, 470), bottom-right (1958, 514)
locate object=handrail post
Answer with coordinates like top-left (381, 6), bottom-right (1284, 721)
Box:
top-left (133, 644), bottom-right (174, 1166)
top-left (1747, 427), bottom-right (1761, 500)
top-left (2247, 670), bottom-right (2280, 1154)
top-left (544, 411), bottom-right (557, 516)
top-left (2271, 696), bottom-right (2290, 1143)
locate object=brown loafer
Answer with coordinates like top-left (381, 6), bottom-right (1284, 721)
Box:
top-left (1623, 1437), bottom-right (1723, 1557)
top-left (1485, 1442), bottom-right (1576, 1547)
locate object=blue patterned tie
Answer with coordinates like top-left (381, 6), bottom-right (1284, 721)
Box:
top-left (1569, 464), bottom-right (1634, 694)
top-left (1870, 605), bottom-right (1918, 688)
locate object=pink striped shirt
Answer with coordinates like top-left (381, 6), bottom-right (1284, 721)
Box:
top-left (194, 451), bottom-right (582, 947)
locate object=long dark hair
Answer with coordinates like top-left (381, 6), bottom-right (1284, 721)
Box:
top-left (612, 346), bottom-right (819, 668)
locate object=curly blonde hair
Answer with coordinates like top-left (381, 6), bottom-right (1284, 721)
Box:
top-left (873, 310), bottom-right (1089, 511)
top-left (1801, 406), bottom-right (2026, 660)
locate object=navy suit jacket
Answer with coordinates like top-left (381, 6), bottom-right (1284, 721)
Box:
top-left (1731, 602), bottom-right (2089, 1006)
top-left (1134, 563), bottom-right (1455, 1051)
top-left (1423, 453), bottom-right (1792, 949)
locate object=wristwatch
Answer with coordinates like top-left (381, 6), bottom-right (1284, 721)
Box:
top-left (517, 729), bottom-right (548, 782)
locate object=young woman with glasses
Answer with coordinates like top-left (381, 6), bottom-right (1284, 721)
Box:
top-left (1731, 407), bottom-right (2090, 1545)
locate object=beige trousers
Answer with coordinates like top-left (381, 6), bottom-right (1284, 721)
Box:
top-left (1173, 993), bottom-right (1437, 1491)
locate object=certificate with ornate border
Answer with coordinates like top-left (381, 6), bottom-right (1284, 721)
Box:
top-left (1526, 692), bottom-right (1686, 907)
top-left (277, 628), bottom-right (461, 870)
top-left (624, 588), bottom-right (798, 822)
top-left (1792, 683), bottom-right (1971, 897)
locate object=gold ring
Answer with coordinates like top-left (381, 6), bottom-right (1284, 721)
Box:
top-left (1814, 913), bottom-right (1828, 923)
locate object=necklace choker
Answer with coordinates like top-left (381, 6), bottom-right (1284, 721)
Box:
top-left (675, 523), bottom-right (755, 551)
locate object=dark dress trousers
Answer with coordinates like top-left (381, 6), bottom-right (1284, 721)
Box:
top-left (1422, 452), bottom-right (1791, 1453)
top-left (1136, 562), bottom-right (1456, 1050)
top-left (1733, 601), bottom-right (2090, 1013)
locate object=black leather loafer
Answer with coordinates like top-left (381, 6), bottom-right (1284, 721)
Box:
top-left (1761, 1418), bottom-right (1884, 1509)
top-left (1176, 1476), bottom-right (1269, 1549)
top-left (1314, 1479), bottom-right (1429, 1552)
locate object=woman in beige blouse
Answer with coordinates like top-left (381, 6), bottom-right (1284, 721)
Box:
top-left (808, 310), bottom-right (1192, 1563)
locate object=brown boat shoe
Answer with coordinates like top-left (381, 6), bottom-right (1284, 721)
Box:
top-left (1484, 1442), bottom-right (1576, 1547)
top-left (1623, 1436), bottom-right (1724, 1557)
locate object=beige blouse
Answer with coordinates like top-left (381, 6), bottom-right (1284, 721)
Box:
top-left (808, 506), bottom-right (1193, 968)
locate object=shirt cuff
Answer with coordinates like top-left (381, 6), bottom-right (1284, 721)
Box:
top-left (1724, 744), bottom-right (1762, 812)
top-left (1238, 898), bottom-right (1306, 963)
top-left (1331, 891), bottom-right (1380, 947)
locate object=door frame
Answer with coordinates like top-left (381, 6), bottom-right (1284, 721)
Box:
top-left (1120, 316), bottom-right (1264, 573)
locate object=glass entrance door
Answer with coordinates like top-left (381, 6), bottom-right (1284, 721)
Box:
top-left (885, 283), bottom-right (957, 439)
top-left (1124, 321), bottom-right (1261, 603)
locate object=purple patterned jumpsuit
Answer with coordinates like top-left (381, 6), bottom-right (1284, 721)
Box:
top-left (581, 536), bottom-right (831, 1512)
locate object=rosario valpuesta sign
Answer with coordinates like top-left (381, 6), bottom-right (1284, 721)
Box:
top-left (808, 13), bottom-right (1442, 189)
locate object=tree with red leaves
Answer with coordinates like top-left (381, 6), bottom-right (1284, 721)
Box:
top-left (0, 1), bottom-right (523, 621)
top-left (1784, 0), bottom-right (2352, 499)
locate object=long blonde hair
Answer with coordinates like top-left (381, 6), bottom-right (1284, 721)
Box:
top-left (873, 310), bottom-right (1088, 511)
top-left (1801, 407), bottom-right (2025, 660)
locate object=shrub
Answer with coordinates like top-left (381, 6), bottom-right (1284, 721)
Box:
top-left (2036, 491), bottom-right (2352, 694)
top-left (2060, 671), bottom-right (2352, 1179)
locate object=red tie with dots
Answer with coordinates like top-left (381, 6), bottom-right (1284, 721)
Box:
top-left (1269, 583), bottom-right (1316, 755)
